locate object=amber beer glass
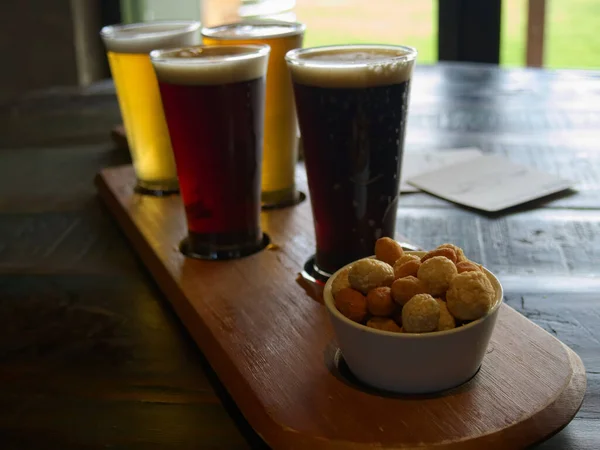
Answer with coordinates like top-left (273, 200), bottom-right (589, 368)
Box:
top-left (202, 21), bottom-right (305, 208)
top-left (151, 45), bottom-right (270, 259)
top-left (101, 21), bottom-right (200, 195)
top-left (286, 45), bottom-right (417, 277)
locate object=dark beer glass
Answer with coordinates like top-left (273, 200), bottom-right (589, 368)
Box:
top-left (286, 44), bottom-right (417, 277)
top-left (151, 45), bottom-right (270, 259)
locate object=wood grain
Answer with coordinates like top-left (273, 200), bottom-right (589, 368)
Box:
top-left (96, 165), bottom-right (586, 449)
top-left (1, 63), bottom-right (599, 449)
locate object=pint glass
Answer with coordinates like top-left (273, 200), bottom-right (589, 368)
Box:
top-left (202, 21), bottom-right (305, 208)
top-left (101, 21), bottom-right (200, 195)
top-left (286, 44), bottom-right (417, 277)
top-left (151, 45), bottom-right (270, 259)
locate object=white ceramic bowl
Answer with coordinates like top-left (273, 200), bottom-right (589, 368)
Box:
top-left (323, 252), bottom-right (503, 394)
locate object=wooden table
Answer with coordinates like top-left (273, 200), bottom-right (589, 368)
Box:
top-left (0, 63), bottom-right (598, 449)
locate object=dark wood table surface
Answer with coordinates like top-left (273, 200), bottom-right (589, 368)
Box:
top-left (0, 63), bottom-right (599, 449)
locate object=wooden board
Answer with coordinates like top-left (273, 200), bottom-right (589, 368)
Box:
top-left (96, 164), bottom-right (586, 450)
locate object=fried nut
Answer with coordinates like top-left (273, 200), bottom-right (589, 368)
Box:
top-left (402, 294), bottom-right (440, 333)
top-left (366, 317), bottom-right (403, 333)
top-left (437, 243), bottom-right (467, 263)
top-left (366, 287), bottom-right (395, 316)
top-left (331, 266), bottom-right (352, 299)
top-left (394, 259), bottom-right (421, 279)
top-left (335, 287), bottom-right (368, 323)
top-left (391, 276), bottom-right (429, 306)
top-left (436, 298), bottom-right (456, 331)
top-left (375, 237), bottom-right (404, 266)
top-left (456, 261), bottom-right (483, 274)
top-left (421, 247), bottom-right (457, 264)
top-left (348, 259), bottom-right (395, 294)
top-left (417, 256), bottom-right (458, 296)
top-left (446, 271), bottom-right (495, 321)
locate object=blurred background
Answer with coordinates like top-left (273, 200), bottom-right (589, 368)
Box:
top-left (1, 0), bottom-right (599, 100)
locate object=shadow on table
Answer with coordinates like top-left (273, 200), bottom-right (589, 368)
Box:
top-left (193, 349), bottom-right (271, 449)
top-left (168, 316), bottom-right (270, 449)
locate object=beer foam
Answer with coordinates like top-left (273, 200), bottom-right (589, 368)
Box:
top-left (101, 21), bottom-right (201, 54)
top-left (151, 45), bottom-right (270, 85)
top-left (202, 20), bottom-right (305, 40)
top-left (286, 45), bottom-right (416, 88)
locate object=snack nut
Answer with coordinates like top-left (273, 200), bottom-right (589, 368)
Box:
top-left (446, 271), bottom-right (495, 321)
top-left (375, 237), bottom-right (404, 266)
top-left (366, 287), bottom-right (395, 316)
top-left (395, 254), bottom-right (420, 267)
top-left (436, 298), bottom-right (456, 331)
top-left (331, 266), bottom-right (351, 299)
top-left (456, 261), bottom-right (482, 274)
top-left (402, 294), bottom-right (440, 333)
top-left (367, 317), bottom-right (403, 333)
top-left (332, 242), bottom-right (495, 337)
top-left (421, 247), bottom-right (457, 264)
top-left (417, 256), bottom-right (458, 296)
top-left (335, 287), bottom-right (368, 323)
top-left (437, 243), bottom-right (467, 263)
top-left (348, 259), bottom-right (395, 294)
top-left (391, 276), bottom-right (429, 306)
top-left (394, 259), bottom-right (421, 279)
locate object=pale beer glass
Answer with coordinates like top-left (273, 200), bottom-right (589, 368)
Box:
top-left (202, 21), bottom-right (305, 207)
top-left (101, 21), bottom-right (201, 195)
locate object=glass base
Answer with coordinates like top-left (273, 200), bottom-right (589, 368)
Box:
top-left (261, 189), bottom-right (306, 210)
top-left (302, 255), bottom-right (333, 285)
top-left (180, 233), bottom-right (270, 261)
top-left (134, 180), bottom-right (179, 197)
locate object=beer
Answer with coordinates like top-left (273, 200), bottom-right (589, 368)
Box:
top-left (202, 21), bottom-right (305, 207)
top-left (151, 45), bottom-right (270, 259)
top-left (286, 45), bottom-right (417, 276)
top-left (100, 21), bottom-right (200, 195)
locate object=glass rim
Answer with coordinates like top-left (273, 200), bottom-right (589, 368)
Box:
top-left (285, 44), bottom-right (417, 68)
top-left (150, 44), bottom-right (271, 65)
top-left (201, 19), bottom-right (306, 40)
top-left (100, 20), bottom-right (201, 40)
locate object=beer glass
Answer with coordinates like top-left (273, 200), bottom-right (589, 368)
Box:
top-left (286, 44), bottom-right (417, 278)
top-left (151, 45), bottom-right (270, 259)
top-left (100, 21), bottom-right (201, 195)
top-left (202, 21), bottom-right (305, 208)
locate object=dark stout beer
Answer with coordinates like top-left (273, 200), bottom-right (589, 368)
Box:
top-left (286, 45), bottom-right (416, 275)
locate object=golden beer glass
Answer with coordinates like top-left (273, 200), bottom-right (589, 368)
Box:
top-left (202, 20), bottom-right (305, 208)
top-left (101, 21), bottom-right (201, 195)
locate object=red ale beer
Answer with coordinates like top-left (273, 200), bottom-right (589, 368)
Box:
top-left (151, 45), bottom-right (270, 259)
top-left (286, 45), bottom-right (417, 276)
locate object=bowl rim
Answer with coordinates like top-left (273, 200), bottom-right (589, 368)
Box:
top-left (323, 251), bottom-right (504, 339)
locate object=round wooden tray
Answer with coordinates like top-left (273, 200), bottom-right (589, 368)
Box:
top-left (96, 165), bottom-right (586, 449)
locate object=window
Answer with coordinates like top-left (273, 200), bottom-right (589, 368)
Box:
top-left (502, 0), bottom-right (600, 68)
top-left (296, 0), bottom-right (437, 64)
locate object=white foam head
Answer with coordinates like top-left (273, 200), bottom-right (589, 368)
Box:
top-left (101, 21), bottom-right (201, 54)
top-left (151, 45), bottom-right (270, 85)
top-left (285, 44), bottom-right (417, 88)
top-left (202, 20), bottom-right (305, 40)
